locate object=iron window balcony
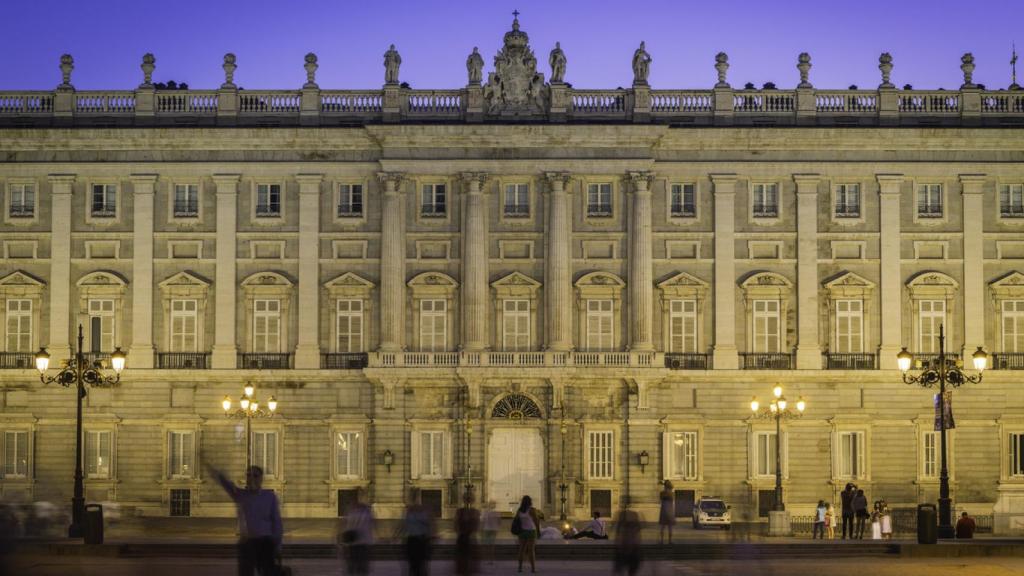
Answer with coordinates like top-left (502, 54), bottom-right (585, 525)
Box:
top-left (0, 352), bottom-right (35, 369)
top-left (321, 352), bottom-right (369, 369)
top-left (993, 353), bottom-right (1024, 370)
top-left (739, 352), bottom-right (793, 370)
top-left (823, 352), bottom-right (876, 370)
top-left (503, 204), bottom-right (530, 217)
top-left (156, 352), bottom-right (211, 369)
top-left (337, 203), bottom-right (363, 217)
top-left (670, 203), bottom-right (696, 217)
top-left (237, 353), bottom-right (293, 369)
top-left (664, 353), bottom-right (709, 369)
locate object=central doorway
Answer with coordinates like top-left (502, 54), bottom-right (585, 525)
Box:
top-left (487, 428), bottom-right (544, 513)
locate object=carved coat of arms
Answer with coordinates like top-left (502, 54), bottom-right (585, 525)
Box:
top-left (483, 16), bottom-right (548, 116)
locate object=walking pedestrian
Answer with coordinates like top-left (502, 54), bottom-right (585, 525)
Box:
top-left (825, 503), bottom-right (835, 539)
top-left (613, 508), bottom-right (643, 576)
top-left (840, 483), bottom-right (856, 539)
top-left (339, 492), bottom-right (374, 576)
top-left (658, 480), bottom-right (675, 544)
top-left (481, 501), bottom-right (500, 565)
top-left (513, 495), bottom-right (541, 574)
top-left (403, 488), bottom-right (434, 576)
top-left (454, 491), bottom-right (480, 576)
top-left (853, 488), bottom-right (869, 539)
top-left (813, 500), bottom-right (827, 539)
top-left (205, 463), bottom-right (282, 576)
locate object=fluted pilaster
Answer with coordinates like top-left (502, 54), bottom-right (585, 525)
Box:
top-left (545, 172), bottom-right (573, 351)
top-left (461, 172), bottom-right (489, 351)
top-left (378, 172), bottom-right (406, 352)
top-left (628, 171), bottom-right (654, 351)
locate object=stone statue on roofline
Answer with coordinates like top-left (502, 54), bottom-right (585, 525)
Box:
top-left (384, 44), bottom-right (401, 85)
top-left (549, 42), bottom-right (566, 84)
top-left (632, 41), bottom-right (651, 85)
top-left (467, 47), bottom-right (484, 85)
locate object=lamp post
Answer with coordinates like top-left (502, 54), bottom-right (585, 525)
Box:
top-left (35, 324), bottom-right (126, 538)
top-left (222, 383), bottom-right (277, 470)
top-left (749, 385), bottom-right (806, 513)
top-left (897, 324), bottom-right (987, 539)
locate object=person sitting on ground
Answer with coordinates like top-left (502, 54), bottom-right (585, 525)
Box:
top-left (567, 511), bottom-right (609, 540)
top-left (955, 511), bottom-right (976, 539)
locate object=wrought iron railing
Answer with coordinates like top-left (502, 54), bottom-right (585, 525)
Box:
top-left (824, 353), bottom-right (877, 370)
top-left (321, 353), bottom-right (369, 369)
top-left (237, 353), bottom-right (293, 369)
top-left (0, 353), bottom-right (35, 369)
top-left (664, 353), bottom-right (710, 370)
top-left (739, 353), bottom-right (793, 370)
top-left (156, 352), bottom-right (210, 369)
top-left (993, 353), bottom-right (1024, 370)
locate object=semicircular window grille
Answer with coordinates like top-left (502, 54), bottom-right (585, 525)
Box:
top-left (491, 393), bottom-right (542, 420)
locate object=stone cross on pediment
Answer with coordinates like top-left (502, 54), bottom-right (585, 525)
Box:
top-left (483, 14), bottom-right (549, 117)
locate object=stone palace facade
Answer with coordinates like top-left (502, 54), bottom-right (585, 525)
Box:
top-left (2, 17), bottom-right (1024, 532)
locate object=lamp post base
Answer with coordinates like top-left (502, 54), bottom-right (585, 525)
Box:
top-left (938, 524), bottom-right (955, 539)
top-left (767, 510), bottom-right (792, 537)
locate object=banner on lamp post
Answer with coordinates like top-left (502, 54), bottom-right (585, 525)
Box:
top-left (934, 391), bottom-right (955, 431)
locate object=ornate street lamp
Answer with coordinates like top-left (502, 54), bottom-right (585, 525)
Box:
top-left (897, 324), bottom-right (987, 539)
top-left (222, 383), bottom-right (277, 470)
top-left (35, 324), bottom-right (126, 538)
top-left (749, 384), bottom-right (806, 513)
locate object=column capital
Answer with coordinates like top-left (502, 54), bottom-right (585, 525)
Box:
top-left (544, 171), bottom-right (572, 189)
top-left (959, 174), bottom-right (986, 193)
top-left (627, 171), bottom-right (655, 190)
top-left (460, 172), bottom-right (490, 188)
top-left (47, 173), bottom-right (77, 186)
top-left (295, 173), bottom-right (324, 186)
top-left (129, 173), bottom-right (159, 185)
top-left (792, 173), bottom-right (821, 188)
top-left (212, 173), bottom-right (242, 187)
top-left (710, 173), bottom-right (737, 188)
top-left (876, 174), bottom-right (904, 190)
top-left (376, 171), bottom-right (405, 190)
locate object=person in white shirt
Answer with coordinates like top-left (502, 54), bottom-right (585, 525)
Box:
top-left (206, 463), bottom-right (283, 576)
top-left (567, 511), bottom-right (608, 540)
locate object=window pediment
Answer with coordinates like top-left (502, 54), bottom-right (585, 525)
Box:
top-left (325, 272), bottom-right (375, 299)
top-left (823, 271), bottom-right (875, 299)
top-left (657, 271), bottom-right (708, 299)
top-left (158, 271), bottom-right (211, 298)
top-left (990, 271), bottom-right (1024, 299)
top-left (740, 271), bottom-right (792, 299)
top-left (0, 270), bottom-right (45, 297)
top-left (491, 271), bottom-right (541, 298)
top-left (906, 271), bottom-right (958, 299)
top-left (408, 272), bottom-right (458, 297)
top-left (575, 271), bottom-right (625, 298)
top-left (241, 271), bottom-right (294, 298)
top-left (77, 271), bottom-right (128, 289)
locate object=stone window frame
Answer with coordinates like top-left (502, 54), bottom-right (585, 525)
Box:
top-left (4, 178), bottom-right (38, 225)
top-left (158, 271), bottom-right (211, 353)
top-left (905, 271), bottom-right (958, 353)
top-left (76, 271), bottom-right (129, 353)
top-left (748, 181), bottom-right (781, 223)
top-left (746, 423), bottom-right (789, 484)
top-left (916, 419), bottom-right (953, 484)
top-left (498, 177), bottom-right (535, 225)
top-left (829, 418), bottom-right (872, 483)
top-left (330, 422), bottom-right (369, 481)
top-left (414, 177), bottom-right (453, 224)
top-left (912, 179), bottom-right (948, 224)
top-left (158, 417), bottom-right (202, 483)
top-left (740, 272), bottom-right (793, 354)
top-left (662, 424), bottom-right (704, 483)
top-left (581, 177), bottom-right (619, 223)
top-left (999, 418), bottom-right (1024, 483)
top-left (410, 421), bottom-right (454, 480)
top-left (581, 422), bottom-right (621, 482)
top-left (408, 272), bottom-right (458, 352)
top-left (996, 180), bottom-right (1024, 223)
top-left (251, 180), bottom-right (286, 223)
top-left (323, 272), bottom-right (375, 353)
top-left (240, 272), bottom-right (294, 355)
top-left (333, 179), bottom-right (369, 224)
top-left (82, 421), bottom-right (118, 482)
top-left (989, 271), bottom-right (1024, 354)
top-left (249, 421), bottom-right (286, 486)
top-left (490, 271), bottom-right (542, 351)
top-left (665, 180), bottom-right (700, 223)
top-left (85, 180), bottom-right (121, 225)
top-left (0, 271), bottom-right (45, 354)
top-left (656, 271), bottom-right (708, 354)
top-left (0, 416), bottom-right (35, 485)
top-left (829, 180), bottom-right (867, 224)
top-left (822, 272), bottom-right (875, 355)
top-left (574, 271), bottom-right (625, 352)
top-left (167, 179), bottom-right (204, 224)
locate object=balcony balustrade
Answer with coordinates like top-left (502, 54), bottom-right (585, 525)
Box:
top-left (739, 353), bottom-right (793, 370)
top-left (664, 353), bottom-right (710, 370)
top-left (0, 352), bottom-right (35, 369)
top-left (993, 353), bottom-right (1024, 370)
top-left (156, 352), bottom-right (211, 369)
top-left (321, 353), bottom-right (369, 369)
top-left (237, 353), bottom-right (293, 369)
top-left (823, 353), bottom-right (877, 370)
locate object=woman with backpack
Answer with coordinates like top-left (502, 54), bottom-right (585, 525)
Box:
top-left (512, 495), bottom-right (541, 573)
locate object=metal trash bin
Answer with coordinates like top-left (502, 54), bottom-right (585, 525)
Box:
top-left (917, 503), bottom-right (937, 544)
top-left (84, 504), bottom-right (104, 545)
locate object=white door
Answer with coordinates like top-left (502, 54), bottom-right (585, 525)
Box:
top-left (488, 428), bottom-right (544, 513)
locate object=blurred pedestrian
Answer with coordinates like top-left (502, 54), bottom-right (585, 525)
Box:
top-left (658, 480), bottom-right (675, 544)
top-left (613, 509), bottom-right (643, 576)
top-left (454, 490), bottom-right (480, 576)
top-left (956, 511), bottom-right (976, 539)
top-left (513, 495), bottom-right (540, 574)
top-left (841, 483), bottom-right (856, 539)
top-left (813, 500), bottom-right (827, 539)
top-left (853, 488), bottom-right (869, 539)
top-left (339, 491), bottom-right (374, 576)
top-left (481, 501), bottom-right (500, 564)
top-left (404, 488), bottom-right (434, 576)
top-left (206, 463), bottom-right (282, 576)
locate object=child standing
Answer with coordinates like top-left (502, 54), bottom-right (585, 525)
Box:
top-left (824, 503), bottom-right (835, 539)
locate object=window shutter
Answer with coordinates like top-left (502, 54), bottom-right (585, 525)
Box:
top-left (410, 432), bottom-right (420, 480)
top-left (662, 432), bottom-right (671, 479)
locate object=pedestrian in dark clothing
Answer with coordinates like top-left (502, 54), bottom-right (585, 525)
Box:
top-left (613, 509), bottom-right (643, 576)
top-left (853, 489), bottom-right (869, 539)
top-left (956, 512), bottom-right (976, 539)
top-left (813, 500), bottom-right (827, 539)
top-left (840, 483), bottom-right (856, 539)
top-left (206, 463), bottom-right (282, 576)
top-left (403, 489), bottom-right (434, 576)
top-left (454, 491), bottom-right (480, 576)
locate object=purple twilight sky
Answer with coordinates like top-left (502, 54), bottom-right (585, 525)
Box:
top-left (1, 0), bottom-right (1022, 91)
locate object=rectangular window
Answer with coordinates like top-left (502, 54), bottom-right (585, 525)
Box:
top-left (85, 430), bottom-right (112, 479)
top-left (173, 184), bottom-right (199, 217)
top-left (8, 184), bottom-right (34, 218)
top-left (668, 299), bottom-right (698, 353)
top-left (756, 431), bottom-right (778, 477)
top-left (1002, 301), bottom-right (1024, 353)
top-left (1000, 185), bottom-right (1024, 218)
top-left (251, 431), bottom-right (278, 477)
top-left (338, 184), bottom-right (363, 217)
top-left (587, 183), bottom-right (612, 217)
top-left (419, 299), bottom-right (447, 352)
top-left (2, 431), bottom-right (29, 479)
top-left (421, 184), bottom-right (446, 217)
top-left (1010, 433), bottom-right (1024, 477)
top-left (752, 183), bottom-right (778, 218)
top-left (835, 299), bottom-right (863, 353)
top-left (88, 299), bottom-right (115, 353)
top-left (419, 431), bottom-right (445, 479)
top-left (835, 184), bottom-right (861, 218)
top-left (168, 431), bottom-right (195, 479)
top-left (588, 430), bottom-right (614, 480)
top-left (668, 431), bottom-right (698, 480)
top-left (91, 184), bottom-right (117, 217)
top-left (336, 300), bottom-right (363, 352)
top-left (838, 431), bottom-right (865, 479)
top-left (502, 299), bottom-right (530, 351)
top-left (585, 299), bottom-right (614, 351)
top-left (253, 299), bottom-right (281, 353)
top-left (169, 299), bottom-right (198, 353)
top-left (335, 431), bottom-right (363, 479)
top-left (503, 184), bottom-right (530, 217)
top-left (917, 184), bottom-right (943, 218)
top-left (256, 184), bottom-right (281, 217)
top-left (670, 183), bottom-right (696, 218)
top-left (752, 300), bottom-right (781, 353)
top-left (918, 300), bottom-right (945, 353)
top-left (922, 431), bottom-right (938, 478)
top-left (5, 299), bottom-right (31, 352)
